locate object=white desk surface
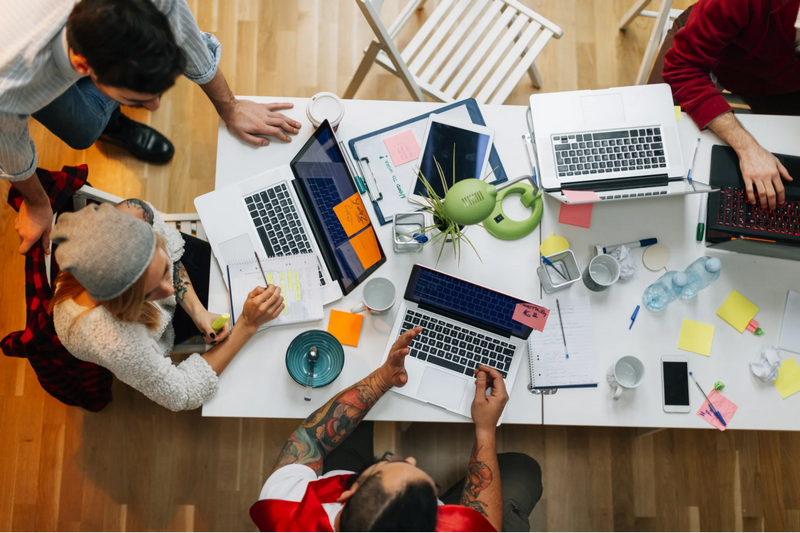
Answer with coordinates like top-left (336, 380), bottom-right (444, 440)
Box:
top-left (539, 113), bottom-right (800, 431)
top-left (203, 97), bottom-right (544, 424)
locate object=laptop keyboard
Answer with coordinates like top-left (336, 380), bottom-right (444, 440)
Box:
top-left (552, 127), bottom-right (667, 178)
top-left (399, 309), bottom-right (514, 379)
top-left (306, 178), bottom-right (349, 244)
top-left (244, 183), bottom-right (326, 286)
top-left (716, 186), bottom-right (800, 236)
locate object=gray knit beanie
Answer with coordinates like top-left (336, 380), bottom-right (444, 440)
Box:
top-left (52, 203), bottom-right (157, 301)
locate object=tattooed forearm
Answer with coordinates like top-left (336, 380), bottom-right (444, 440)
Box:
top-left (121, 198), bottom-right (155, 225)
top-left (173, 261), bottom-right (191, 304)
top-left (460, 443), bottom-right (494, 517)
top-left (272, 371), bottom-right (390, 474)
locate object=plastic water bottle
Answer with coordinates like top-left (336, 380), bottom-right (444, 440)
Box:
top-left (643, 271), bottom-right (688, 311)
top-left (680, 257), bottom-right (722, 299)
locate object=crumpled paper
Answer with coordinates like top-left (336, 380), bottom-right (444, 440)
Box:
top-left (608, 245), bottom-right (636, 280)
top-left (750, 346), bottom-right (782, 382)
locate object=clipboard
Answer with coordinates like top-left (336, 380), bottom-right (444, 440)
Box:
top-left (346, 98), bottom-right (508, 225)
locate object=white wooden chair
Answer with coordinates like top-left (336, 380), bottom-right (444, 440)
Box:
top-left (345, 0), bottom-right (563, 105)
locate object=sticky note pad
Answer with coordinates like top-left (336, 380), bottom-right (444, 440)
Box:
top-left (774, 357), bottom-right (800, 399)
top-left (327, 310), bottom-right (363, 347)
top-left (383, 129), bottom-right (420, 167)
top-left (678, 318), bottom-right (715, 356)
top-left (717, 290), bottom-right (759, 333)
top-left (512, 303), bottom-right (550, 332)
top-left (562, 190), bottom-right (601, 203)
top-left (558, 203), bottom-right (593, 228)
top-left (674, 106), bottom-right (682, 121)
top-left (696, 390), bottom-right (738, 431)
top-left (333, 193), bottom-right (370, 237)
top-left (350, 226), bottom-right (382, 270)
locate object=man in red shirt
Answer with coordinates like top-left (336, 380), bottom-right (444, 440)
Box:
top-left (659, 0), bottom-right (800, 209)
top-left (251, 327), bottom-right (543, 532)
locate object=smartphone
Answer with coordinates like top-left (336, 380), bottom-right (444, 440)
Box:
top-left (661, 355), bottom-right (691, 413)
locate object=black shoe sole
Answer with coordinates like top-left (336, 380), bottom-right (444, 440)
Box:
top-left (98, 135), bottom-right (175, 164)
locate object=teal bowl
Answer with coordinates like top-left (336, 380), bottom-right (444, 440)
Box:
top-left (286, 330), bottom-right (345, 388)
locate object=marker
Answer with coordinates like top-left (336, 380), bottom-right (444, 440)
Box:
top-left (254, 252), bottom-right (270, 287)
top-left (686, 137), bottom-right (701, 183)
top-left (211, 313), bottom-right (230, 333)
top-left (689, 372), bottom-right (727, 427)
top-left (696, 193), bottom-right (708, 242)
top-left (412, 233), bottom-right (429, 244)
top-left (542, 255), bottom-right (567, 280)
top-left (556, 299), bottom-right (569, 359)
top-left (602, 238), bottom-right (658, 254)
top-left (629, 305), bottom-right (640, 330)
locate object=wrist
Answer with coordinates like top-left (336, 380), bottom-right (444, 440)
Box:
top-left (235, 318), bottom-right (259, 337)
top-left (374, 367), bottom-right (394, 393)
top-left (475, 426), bottom-right (497, 444)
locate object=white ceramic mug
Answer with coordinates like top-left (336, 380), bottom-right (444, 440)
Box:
top-left (606, 356), bottom-right (645, 400)
top-left (350, 278), bottom-right (396, 314)
top-left (582, 254), bottom-right (621, 292)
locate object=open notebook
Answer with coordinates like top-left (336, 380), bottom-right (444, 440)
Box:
top-left (526, 296), bottom-right (598, 390)
top-left (225, 253), bottom-right (323, 330)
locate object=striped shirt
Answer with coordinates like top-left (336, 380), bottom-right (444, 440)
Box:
top-left (0, 0), bottom-right (221, 182)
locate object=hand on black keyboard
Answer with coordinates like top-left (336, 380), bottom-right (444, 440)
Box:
top-left (377, 326), bottom-right (422, 391)
top-left (736, 141), bottom-right (794, 209)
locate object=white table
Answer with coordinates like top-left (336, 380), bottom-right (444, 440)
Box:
top-left (540, 113), bottom-right (800, 431)
top-left (202, 97), bottom-right (544, 424)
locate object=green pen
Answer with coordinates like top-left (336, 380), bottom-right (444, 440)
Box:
top-left (697, 193), bottom-right (708, 242)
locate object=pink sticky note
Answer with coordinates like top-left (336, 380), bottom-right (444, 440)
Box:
top-left (696, 390), bottom-right (738, 431)
top-left (558, 203), bottom-right (593, 228)
top-left (383, 129), bottom-right (420, 167)
top-left (562, 189), bottom-right (601, 203)
top-left (512, 303), bottom-right (550, 332)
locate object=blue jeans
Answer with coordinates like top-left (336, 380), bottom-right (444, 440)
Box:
top-left (32, 77), bottom-right (120, 150)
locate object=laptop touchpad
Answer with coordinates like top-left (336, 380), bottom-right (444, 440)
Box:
top-left (581, 93), bottom-right (625, 125)
top-left (417, 368), bottom-right (467, 411)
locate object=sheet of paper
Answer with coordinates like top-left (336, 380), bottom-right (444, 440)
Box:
top-left (383, 129), bottom-right (420, 167)
top-left (562, 190), bottom-right (601, 203)
top-left (333, 193), bottom-right (370, 237)
top-left (350, 226), bottom-right (382, 270)
top-left (674, 106), bottom-right (682, 121)
top-left (558, 203), bottom-right (593, 228)
top-left (696, 390), bottom-right (738, 431)
top-left (779, 290), bottom-right (800, 354)
top-left (527, 296), bottom-right (597, 387)
top-left (717, 290), bottom-right (759, 333)
top-left (327, 310), bottom-right (364, 347)
top-left (774, 357), bottom-right (800, 399)
top-left (678, 319), bottom-right (715, 356)
top-left (512, 303), bottom-right (550, 332)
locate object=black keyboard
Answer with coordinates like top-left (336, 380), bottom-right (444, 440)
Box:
top-left (244, 183), bottom-right (326, 286)
top-left (716, 186), bottom-right (800, 237)
top-left (552, 127), bottom-right (667, 178)
top-left (399, 309), bottom-right (514, 379)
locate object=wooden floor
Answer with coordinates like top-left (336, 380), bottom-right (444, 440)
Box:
top-left (2, 0), bottom-right (799, 530)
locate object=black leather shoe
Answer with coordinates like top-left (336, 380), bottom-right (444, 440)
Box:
top-left (99, 114), bottom-right (175, 164)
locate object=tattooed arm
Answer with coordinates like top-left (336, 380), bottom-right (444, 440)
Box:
top-left (273, 327), bottom-right (421, 475)
top-left (461, 365), bottom-right (509, 531)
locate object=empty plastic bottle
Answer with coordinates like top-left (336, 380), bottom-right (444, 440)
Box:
top-left (680, 257), bottom-right (722, 299)
top-left (643, 271), bottom-right (688, 311)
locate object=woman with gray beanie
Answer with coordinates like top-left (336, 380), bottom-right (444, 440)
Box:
top-left (49, 202), bottom-right (284, 411)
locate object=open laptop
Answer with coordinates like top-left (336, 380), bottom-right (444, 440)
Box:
top-left (380, 264), bottom-right (536, 420)
top-left (530, 84), bottom-right (714, 203)
top-left (706, 145), bottom-right (800, 261)
top-left (195, 120), bottom-right (386, 304)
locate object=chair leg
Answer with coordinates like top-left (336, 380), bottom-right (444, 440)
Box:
top-left (634, 0), bottom-right (673, 85)
top-left (528, 62), bottom-right (543, 90)
top-left (619, 0), bottom-right (652, 30)
top-left (344, 41), bottom-right (381, 99)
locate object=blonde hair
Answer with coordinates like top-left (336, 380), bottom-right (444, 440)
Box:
top-left (50, 234), bottom-right (167, 332)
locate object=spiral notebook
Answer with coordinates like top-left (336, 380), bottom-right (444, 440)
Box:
top-left (225, 253), bottom-right (323, 331)
top-left (526, 296), bottom-right (598, 390)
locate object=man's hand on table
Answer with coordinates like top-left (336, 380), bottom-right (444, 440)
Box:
top-left (470, 365), bottom-right (509, 436)
top-left (736, 140), bottom-right (793, 209)
top-left (16, 199), bottom-right (53, 255)
top-left (221, 100), bottom-right (302, 147)
top-left (375, 326), bottom-right (421, 391)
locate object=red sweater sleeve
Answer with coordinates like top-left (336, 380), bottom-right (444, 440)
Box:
top-left (663, 0), bottom-right (753, 129)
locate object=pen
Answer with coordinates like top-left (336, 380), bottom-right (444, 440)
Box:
top-left (686, 137), bottom-right (701, 183)
top-left (556, 299), bottom-right (569, 359)
top-left (689, 371), bottom-right (727, 427)
top-left (542, 255), bottom-right (567, 280)
top-left (629, 305), bottom-right (640, 330)
top-left (254, 252), bottom-right (270, 288)
top-left (696, 193), bottom-right (708, 242)
top-left (603, 238), bottom-right (658, 254)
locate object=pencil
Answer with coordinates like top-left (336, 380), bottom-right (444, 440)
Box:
top-left (556, 299), bottom-right (569, 359)
top-left (254, 252), bottom-right (269, 288)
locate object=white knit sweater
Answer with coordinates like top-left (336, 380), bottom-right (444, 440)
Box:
top-left (53, 207), bottom-right (218, 412)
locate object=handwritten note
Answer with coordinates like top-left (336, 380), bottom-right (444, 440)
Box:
top-left (350, 226), bottom-right (382, 270)
top-left (383, 129), bottom-right (420, 167)
top-left (328, 310), bottom-right (363, 347)
top-left (333, 193), bottom-right (370, 237)
top-left (558, 203), bottom-right (593, 228)
top-left (775, 357), bottom-right (800, 399)
top-left (696, 390), bottom-right (738, 431)
top-left (563, 190), bottom-right (601, 203)
top-left (512, 303), bottom-right (550, 332)
top-left (717, 290), bottom-right (759, 333)
top-left (678, 319), bottom-right (715, 357)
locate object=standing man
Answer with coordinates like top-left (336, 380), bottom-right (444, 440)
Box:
top-left (2, 0), bottom-right (302, 255)
top-left (251, 327), bottom-right (543, 532)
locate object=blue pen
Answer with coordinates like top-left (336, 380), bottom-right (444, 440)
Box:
top-left (629, 305), bottom-right (640, 330)
top-left (686, 137), bottom-right (701, 183)
top-left (689, 372), bottom-right (727, 427)
top-left (603, 238), bottom-right (658, 254)
top-left (541, 255), bottom-right (567, 280)
top-left (556, 299), bottom-right (569, 359)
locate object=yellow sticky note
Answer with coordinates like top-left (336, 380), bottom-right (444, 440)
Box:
top-left (717, 290), bottom-right (759, 333)
top-left (327, 310), bottom-right (363, 347)
top-left (674, 106), bottom-right (682, 121)
top-left (678, 319), bottom-right (715, 356)
top-left (293, 271), bottom-right (301, 302)
top-left (540, 232), bottom-right (569, 257)
top-left (775, 358), bottom-right (800, 399)
top-left (350, 226), bottom-right (382, 270)
top-left (333, 193), bottom-right (370, 237)
top-left (279, 271), bottom-right (288, 315)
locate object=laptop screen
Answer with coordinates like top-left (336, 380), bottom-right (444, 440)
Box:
top-left (404, 265), bottom-right (534, 339)
top-left (291, 121), bottom-right (386, 295)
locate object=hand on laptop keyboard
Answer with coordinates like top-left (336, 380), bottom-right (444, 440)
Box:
top-left (377, 326), bottom-right (422, 390)
top-left (470, 365), bottom-right (509, 431)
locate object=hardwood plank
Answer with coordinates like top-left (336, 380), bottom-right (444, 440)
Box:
top-left (759, 431), bottom-right (787, 532)
top-left (34, 424), bottom-right (65, 532)
top-left (632, 433), bottom-right (656, 517)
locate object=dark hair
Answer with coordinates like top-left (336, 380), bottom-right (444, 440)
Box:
top-left (66, 0), bottom-right (186, 94)
top-left (339, 472), bottom-right (438, 532)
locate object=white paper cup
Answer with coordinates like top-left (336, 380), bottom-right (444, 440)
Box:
top-left (306, 92), bottom-right (344, 131)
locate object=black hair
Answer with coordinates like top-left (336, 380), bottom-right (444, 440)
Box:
top-left (66, 0), bottom-right (186, 94)
top-left (339, 472), bottom-right (438, 532)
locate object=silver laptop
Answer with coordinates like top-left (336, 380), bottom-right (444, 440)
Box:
top-left (380, 264), bottom-right (535, 421)
top-left (529, 84), bottom-right (713, 203)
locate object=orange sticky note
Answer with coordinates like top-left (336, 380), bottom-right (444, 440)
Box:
top-left (333, 193), bottom-right (370, 237)
top-left (327, 310), bottom-right (363, 346)
top-left (350, 226), bottom-right (382, 270)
